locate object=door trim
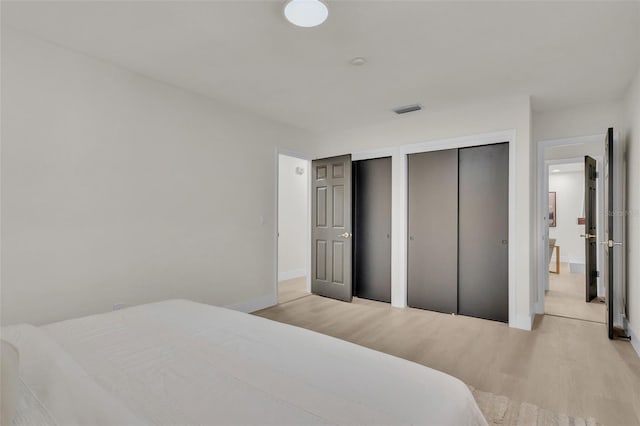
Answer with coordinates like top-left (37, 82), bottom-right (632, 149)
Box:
top-left (275, 148), bottom-right (313, 301)
top-left (535, 135), bottom-right (605, 316)
top-left (352, 148), bottom-right (398, 161)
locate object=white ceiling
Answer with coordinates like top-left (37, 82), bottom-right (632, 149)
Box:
top-left (3, 1), bottom-right (639, 132)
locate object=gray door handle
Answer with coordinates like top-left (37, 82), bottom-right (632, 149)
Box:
top-left (338, 232), bottom-right (352, 239)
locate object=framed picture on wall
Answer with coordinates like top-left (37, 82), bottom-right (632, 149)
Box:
top-left (549, 192), bottom-right (557, 227)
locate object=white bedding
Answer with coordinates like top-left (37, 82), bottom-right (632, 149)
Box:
top-left (3, 300), bottom-right (487, 426)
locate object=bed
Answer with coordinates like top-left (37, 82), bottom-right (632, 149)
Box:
top-left (2, 299), bottom-right (487, 425)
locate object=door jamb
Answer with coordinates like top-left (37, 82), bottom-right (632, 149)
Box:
top-left (275, 148), bottom-right (313, 302)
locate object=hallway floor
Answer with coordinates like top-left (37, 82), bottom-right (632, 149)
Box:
top-left (277, 276), bottom-right (308, 304)
top-left (545, 263), bottom-right (606, 323)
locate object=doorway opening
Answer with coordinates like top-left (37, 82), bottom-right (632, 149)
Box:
top-left (537, 134), bottom-right (607, 325)
top-left (353, 157), bottom-right (392, 303)
top-left (277, 152), bottom-right (311, 304)
top-left (545, 160), bottom-right (605, 323)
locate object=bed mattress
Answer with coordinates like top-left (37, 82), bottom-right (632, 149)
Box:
top-left (3, 299), bottom-right (487, 425)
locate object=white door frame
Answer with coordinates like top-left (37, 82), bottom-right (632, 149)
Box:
top-left (275, 148), bottom-right (313, 300)
top-left (535, 134), bottom-right (605, 314)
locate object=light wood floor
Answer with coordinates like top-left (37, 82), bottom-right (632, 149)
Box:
top-left (277, 277), bottom-right (308, 304)
top-left (256, 293), bottom-right (640, 426)
top-left (545, 263), bottom-right (606, 323)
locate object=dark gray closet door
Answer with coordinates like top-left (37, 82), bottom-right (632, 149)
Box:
top-left (353, 157), bottom-right (391, 303)
top-left (407, 149), bottom-right (458, 313)
top-left (458, 143), bottom-right (509, 323)
top-left (311, 155), bottom-right (353, 302)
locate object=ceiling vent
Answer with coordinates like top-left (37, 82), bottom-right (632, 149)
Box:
top-left (393, 104), bottom-right (422, 115)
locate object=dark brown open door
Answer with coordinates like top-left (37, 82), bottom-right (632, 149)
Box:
top-left (311, 155), bottom-right (353, 302)
top-left (583, 156), bottom-right (598, 302)
top-left (604, 128), bottom-right (625, 339)
top-left (605, 128), bottom-right (614, 338)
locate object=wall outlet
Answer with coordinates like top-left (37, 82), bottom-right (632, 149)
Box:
top-left (113, 303), bottom-right (126, 311)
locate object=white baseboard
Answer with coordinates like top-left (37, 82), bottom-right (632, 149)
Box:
top-left (224, 293), bottom-right (277, 314)
top-left (549, 257), bottom-right (585, 264)
top-left (625, 319), bottom-right (640, 359)
top-left (510, 314), bottom-right (534, 331)
top-left (278, 269), bottom-right (306, 282)
top-left (569, 263), bottom-right (586, 274)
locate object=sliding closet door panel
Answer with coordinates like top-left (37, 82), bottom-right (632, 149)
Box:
top-left (353, 158), bottom-right (392, 303)
top-left (407, 149), bottom-right (458, 313)
top-left (458, 143), bottom-right (509, 323)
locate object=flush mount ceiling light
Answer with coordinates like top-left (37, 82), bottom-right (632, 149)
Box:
top-left (284, 0), bottom-right (328, 28)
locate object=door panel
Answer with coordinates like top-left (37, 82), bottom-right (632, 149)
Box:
top-left (407, 149), bottom-right (458, 314)
top-left (584, 156), bottom-right (598, 302)
top-left (333, 241), bottom-right (345, 283)
top-left (605, 128), bottom-right (614, 338)
top-left (333, 186), bottom-right (345, 227)
top-left (458, 143), bottom-right (509, 323)
top-left (311, 155), bottom-right (353, 302)
top-left (316, 187), bottom-right (327, 227)
top-left (316, 240), bottom-right (327, 281)
top-left (353, 158), bottom-right (392, 303)
top-left (604, 127), bottom-right (626, 339)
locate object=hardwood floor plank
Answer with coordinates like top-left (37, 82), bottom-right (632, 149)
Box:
top-left (255, 293), bottom-right (640, 425)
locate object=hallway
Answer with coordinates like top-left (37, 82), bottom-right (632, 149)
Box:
top-left (545, 263), bottom-right (605, 323)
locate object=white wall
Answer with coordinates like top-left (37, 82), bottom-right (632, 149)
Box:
top-left (533, 99), bottom-right (625, 143)
top-left (624, 67), bottom-right (640, 355)
top-left (1, 29), bottom-right (310, 325)
top-left (544, 139), bottom-right (604, 161)
top-left (277, 155), bottom-right (308, 281)
top-left (311, 95), bottom-right (534, 329)
top-left (548, 170), bottom-right (585, 264)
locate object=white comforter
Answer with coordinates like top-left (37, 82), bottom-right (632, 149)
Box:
top-left (3, 300), bottom-right (487, 426)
